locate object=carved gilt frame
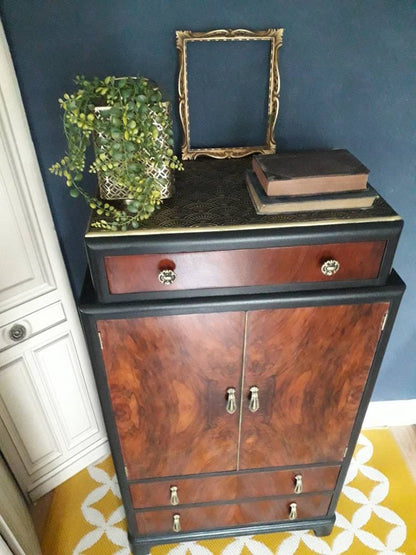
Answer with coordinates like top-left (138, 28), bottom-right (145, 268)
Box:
top-left (176, 28), bottom-right (283, 160)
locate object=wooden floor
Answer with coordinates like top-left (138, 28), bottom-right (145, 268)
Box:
top-left (390, 424), bottom-right (416, 482)
top-left (29, 490), bottom-right (54, 544)
top-left (29, 425), bottom-right (416, 544)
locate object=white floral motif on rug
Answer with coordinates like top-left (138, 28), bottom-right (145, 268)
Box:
top-left (73, 464), bottom-right (130, 554)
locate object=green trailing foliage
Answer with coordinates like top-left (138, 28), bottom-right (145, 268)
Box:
top-left (49, 75), bottom-right (183, 231)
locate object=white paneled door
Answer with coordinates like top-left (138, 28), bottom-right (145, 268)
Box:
top-left (0, 19), bottom-right (108, 501)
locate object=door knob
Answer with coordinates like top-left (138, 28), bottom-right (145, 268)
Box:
top-left (9, 323), bottom-right (27, 342)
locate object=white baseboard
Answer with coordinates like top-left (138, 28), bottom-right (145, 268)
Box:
top-left (363, 399), bottom-right (416, 428)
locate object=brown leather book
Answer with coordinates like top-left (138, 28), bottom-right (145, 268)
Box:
top-left (252, 149), bottom-right (370, 196)
top-left (246, 170), bottom-right (378, 215)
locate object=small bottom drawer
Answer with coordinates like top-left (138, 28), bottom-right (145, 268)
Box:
top-left (135, 494), bottom-right (332, 535)
top-left (129, 465), bottom-right (340, 508)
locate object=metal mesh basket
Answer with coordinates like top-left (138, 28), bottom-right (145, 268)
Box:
top-left (94, 102), bottom-right (174, 201)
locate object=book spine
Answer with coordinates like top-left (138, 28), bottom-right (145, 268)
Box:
top-left (252, 157), bottom-right (271, 194)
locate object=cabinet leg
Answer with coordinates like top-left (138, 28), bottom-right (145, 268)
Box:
top-left (131, 544), bottom-right (151, 555)
top-left (313, 519), bottom-right (335, 537)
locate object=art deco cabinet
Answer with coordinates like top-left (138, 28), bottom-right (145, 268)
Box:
top-left (79, 159), bottom-right (405, 554)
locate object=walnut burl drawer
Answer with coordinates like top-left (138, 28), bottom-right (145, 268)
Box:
top-left (104, 241), bottom-right (386, 295)
top-left (135, 494), bottom-right (332, 534)
top-left (129, 465), bottom-right (340, 509)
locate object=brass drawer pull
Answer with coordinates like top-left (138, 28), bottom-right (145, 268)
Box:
top-left (170, 485), bottom-right (179, 506)
top-left (321, 259), bottom-right (340, 276)
top-left (248, 386), bottom-right (259, 413)
top-left (226, 387), bottom-right (237, 414)
top-left (289, 502), bottom-right (297, 520)
top-left (172, 513), bottom-right (181, 532)
top-left (294, 474), bottom-right (303, 494)
top-left (158, 269), bottom-right (176, 285)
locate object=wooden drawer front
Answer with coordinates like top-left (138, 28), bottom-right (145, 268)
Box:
top-left (238, 466), bottom-right (340, 499)
top-left (129, 465), bottom-right (340, 508)
top-left (135, 494), bottom-right (332, 534)
top-left (130, 474), bottom-right (237, 509)
top-left (104, 241), bottom-right (386, 295)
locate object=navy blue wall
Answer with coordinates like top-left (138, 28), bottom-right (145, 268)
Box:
top-left (1, 1), bottom-right (415, 401)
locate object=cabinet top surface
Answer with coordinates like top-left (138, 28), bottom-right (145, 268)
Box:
top-left (86, 158), bottom-right (400, 238)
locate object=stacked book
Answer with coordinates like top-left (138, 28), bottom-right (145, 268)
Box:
top-left (246, 149), bottom-right (377, 214)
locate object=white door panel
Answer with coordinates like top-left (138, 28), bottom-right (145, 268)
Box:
top-left (33, 331), bottom-right (101, 450)
top-left (0, 109), bottom-right (55, 314)
top-left (0, 20), bottom-right (107, 501)
top-left (0, 323), bottom-right (106, 496)
top-left (0, 355), bottom-right (62, 477)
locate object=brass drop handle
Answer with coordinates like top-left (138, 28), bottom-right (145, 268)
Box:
top-left (226, 387), bottom-right (237, 414)
top-left (248, 386), bottom-right (260, 413)
top-left (158, 268), bottom-right (176, 285)
top-left (172, 513), bottom-right (181, 532)
top-left (289, 502), bottom-right (297, 520)
top-left (170, 485), bottom-right (179, 506)
top-left (294, 474), bottom-right (303, 494)
top-left (321, 259), bottom-right (340, 276)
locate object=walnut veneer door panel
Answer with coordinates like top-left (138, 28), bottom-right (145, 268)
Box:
top-left (240, 303), bottom-right (389, 469)
top-left (104, 241), bottom-right (386, 294)
top-left (135, 494), bottom-right (332, 534)
top-left (97, 312), bottom-right (245, 479)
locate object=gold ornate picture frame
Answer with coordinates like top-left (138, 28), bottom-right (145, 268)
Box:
top-left (176, 28), bottom-right (283, 160)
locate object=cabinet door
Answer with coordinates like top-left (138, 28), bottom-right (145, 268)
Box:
top-left (0, 22), bottom-right (107, 499)
top-left (97, 311), bottom-right (245, 479)
top-left (0, 324), bottom-right (105, 499)
top-left (239, 302), bottom-right (388, 469)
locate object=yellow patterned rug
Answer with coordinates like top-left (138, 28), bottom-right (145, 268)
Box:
top-left (41, 429), bottom-right (416, 554)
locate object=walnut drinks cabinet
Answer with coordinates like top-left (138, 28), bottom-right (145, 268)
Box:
top-left (79, 159), bottom-right (405, 554)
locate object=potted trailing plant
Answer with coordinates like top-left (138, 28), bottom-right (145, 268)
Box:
top-left (49, 75), bottom-right (183, 231)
